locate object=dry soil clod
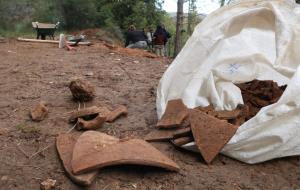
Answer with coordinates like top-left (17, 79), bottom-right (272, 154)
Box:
top-left (69, 78), bottom-right (95, 101)
top-left (30, 101), bottom-right (48, 121)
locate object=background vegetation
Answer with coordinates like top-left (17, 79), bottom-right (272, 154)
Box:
top-left (0, 0), bottom-right (165, 36)
top-left (0, 0), bottom-right (204, 56)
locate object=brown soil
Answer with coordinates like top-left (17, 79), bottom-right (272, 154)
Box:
top-left (0, 40), bottom-right (299, 190)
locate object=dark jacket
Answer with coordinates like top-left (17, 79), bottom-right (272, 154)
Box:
top-left (153, 27), bottom-right (171, 46)
top-left (125, 30), bottom-right (147, 47)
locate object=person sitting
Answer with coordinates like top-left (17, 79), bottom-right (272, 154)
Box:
top-left (153, 25), bottom-right (166, 57)
top-left (125, 25), bottom-right (148, 49)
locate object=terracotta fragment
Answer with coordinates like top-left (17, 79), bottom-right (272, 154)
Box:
top-left (144, 127), bottom-right (192, 142)
top-left (144, 129), bottom-right (175, 142)
top-left (172, 136), bottom-right (194, 147)
top-left (216, 109), bottom-right (241, 120)
top-left (194, 105), bottom-right (214, 113)
top-left (56, 134), bottom-right (98, 186)
top-left (157, 99), bottom-right (189, 129)
top-left (69, 78), bottom-right (95, 101)
top-left (76, 115), bottom-right (106, 130)
top-left (189, 109), bottom-right (239, 164)
top-left (72, 131), bottom-right (180, 174)
top-left (69, 106), bottom-right (110, 123)
top-left (172, 127), bottom-right (192, 139)
top-left (30, 101), bottom-right (48, 121)
top-left (106, 105), bottom-right (128, 122)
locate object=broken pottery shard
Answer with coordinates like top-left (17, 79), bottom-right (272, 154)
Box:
top-left (76, 115), bottom-right (106, 130)
top-left (106, 105), bottom-right (128, 122)
top-left (71, 131), bottom-right (180, 174)
top-left (216, 109), bottom-right (241, 120)
top-left (189, 109), bottom-right (239, 164)
top-left (69, 78), bottom-right (95, 101)
top-left (144, 129), bottom-right (176, 142)
top-left (172, 136), bottom-right (194, 147)
top-left (194, 105), bottom-right (214, 114)
top-left (56, 134), bottom-right (97, 186)
top-left (144, 127), bottom-right (192, 142)
top-left (172, 127), bottom-right (192, 139)
top-left (157, 99), bottom-right (189, 129)
top-left (69, 106), bottom-right (110, 123)
top-left (30, 101), bottom-right (48, 121)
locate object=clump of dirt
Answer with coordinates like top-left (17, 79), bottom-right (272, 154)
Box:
top-left (69, 78), bottom-right (96, 101)
top-left (236, 80), bottom-right (287, 120)
top-left (30, 101), bottom-right (48, 121)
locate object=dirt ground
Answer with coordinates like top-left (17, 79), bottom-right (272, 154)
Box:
top-left (0, 40), bottom-right (299, 190)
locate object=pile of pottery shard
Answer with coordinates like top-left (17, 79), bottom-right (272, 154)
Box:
top-left (145, 80), bottom-right (287, 164)
top-left (54, 78), bottom-right (179, 186)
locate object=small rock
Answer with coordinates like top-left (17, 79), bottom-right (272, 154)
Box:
top-left (69, 78), bottom-right (95, 101)
top-left (84, 72), bottom-right (94, 77)
top-left (0, 128), bottom-right (9, 135)
top-left (40, 179), bottom-right (56, 190)
top-left (1, 176), bottom-right (8, 181)
top-left (30, 101), bottom-right (48, 122)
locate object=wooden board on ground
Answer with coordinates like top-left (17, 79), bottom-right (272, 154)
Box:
top-left (17, 38), bottom-right (92, 46)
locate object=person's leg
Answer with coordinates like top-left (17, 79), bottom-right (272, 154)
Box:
top-left (164, 43), bottom-right (168, 57)
top-left (126, 44), bottom-right (135, 48)
top-left (161, 45), bottom-right (165, 57)
top-left (154, 45), bottom-right (160, 56)
top-left (136, 41), bottom-right (147, 49)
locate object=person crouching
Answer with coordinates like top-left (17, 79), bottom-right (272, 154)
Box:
top-left (125, 25), bottom-right (148, 49)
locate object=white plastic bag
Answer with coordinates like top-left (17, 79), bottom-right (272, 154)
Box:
top-left (157, 0), bottom-right (300, 164)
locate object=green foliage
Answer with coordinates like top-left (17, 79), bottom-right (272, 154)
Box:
top-left (0, 0), bottom-right (166, 41)
top-left (16, 122), bottom-right (40, 134)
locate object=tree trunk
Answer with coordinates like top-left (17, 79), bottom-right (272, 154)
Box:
top-left (174, 0), bottom-right (184, 57)
top-left (220, 0), bottom-right (225, 7)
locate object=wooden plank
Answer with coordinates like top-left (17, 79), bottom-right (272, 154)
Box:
top-left (17, 38), bottom-right (92, 46)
